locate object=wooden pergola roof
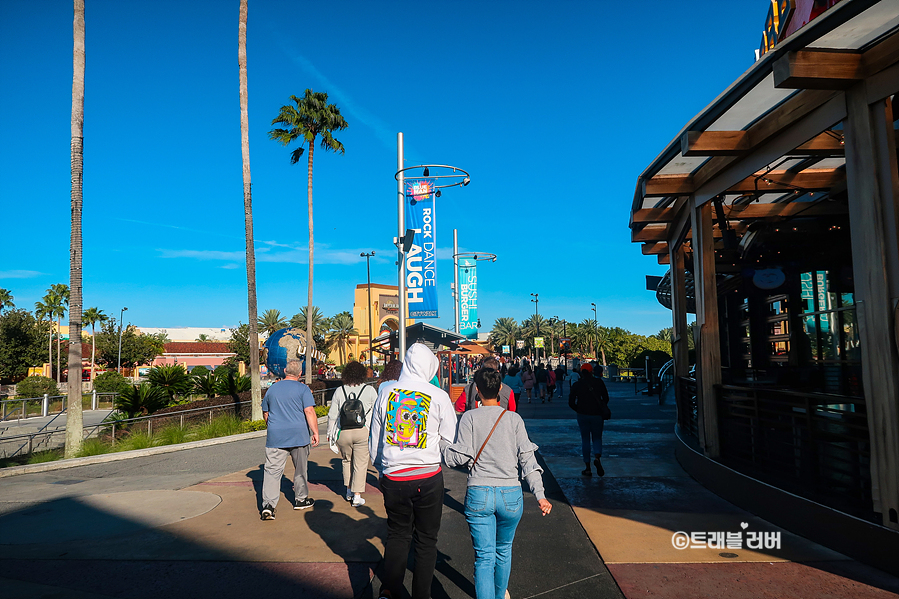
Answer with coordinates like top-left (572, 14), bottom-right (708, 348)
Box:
top-left (630, 0), bottom-right (899, 265)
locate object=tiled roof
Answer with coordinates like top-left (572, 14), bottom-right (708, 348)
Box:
top-left (163, 342), bottom-right (232, 354)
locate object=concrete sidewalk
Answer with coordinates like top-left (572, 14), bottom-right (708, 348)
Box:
top-left (518, 380), bottom-right (899, 599)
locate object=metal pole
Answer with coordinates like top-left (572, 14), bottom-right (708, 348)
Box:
top-left (365, 252), bottom-right (374, 370)
top-left (42, 394), bottom-right (49, 417)
top-left (91, 390), bottom-right (97, 410)
top-left (117, 306), bottom-right (127, 375)
top-left (397, 132), bottom-right (407, 361)
top-left (453, 229), bottom-right (460, 335)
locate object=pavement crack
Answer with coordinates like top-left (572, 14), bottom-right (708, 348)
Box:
top-left (519, 573), bottom-right (605, 599)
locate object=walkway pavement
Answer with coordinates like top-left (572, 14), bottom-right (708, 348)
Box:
top-left (0, 382), bottom-right (898, 598)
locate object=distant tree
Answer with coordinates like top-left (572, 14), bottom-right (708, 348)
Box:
top-left (15, 375), bottom-right (59, 399)
top-left (0, 309), bottom-right (48, 382)
top-left (196, 333), bottom-right (213, 342)
top-left (0, 288), bottom-right (14, 312)
top-left (92, 322), bottom-right (164, 368)
top-left (226, 323), bottom-right (251, 367)
top-left (270, 89), bottom-right (348, 383)
top-left (489, 317), bottom-right (520, 357)
top-left (34, 300), bottom-right (54, 373)
top-left (290, 305), bottom-right (330, 353)
top-left (43, 284), bottom-right (69, 383)
top-left (93, 370), bottom-right (129, 394)
top-left (258, 309), bottom-right (288, 337)
top-left (327, 311), bottom-right (358, 365)
top-left (83, 307), bottom-right (108, 387)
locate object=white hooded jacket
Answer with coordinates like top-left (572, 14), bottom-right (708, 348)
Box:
top-left (368, 343), bottom-right (457, 477)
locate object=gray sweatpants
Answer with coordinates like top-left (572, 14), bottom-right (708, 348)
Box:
top-left (262, 445), bottom-right (310, 508)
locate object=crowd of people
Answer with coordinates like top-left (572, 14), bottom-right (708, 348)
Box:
top-left (258, 346), bottom-right (611, 599)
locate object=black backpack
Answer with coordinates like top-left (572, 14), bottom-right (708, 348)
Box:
top-left (339, 387), bottom-right (365, 430)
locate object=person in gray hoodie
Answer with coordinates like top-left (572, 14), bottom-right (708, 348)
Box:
top-left (369, 343), bottom-right (458, 599)
top-left (442, 368), bottom-right (552, 599)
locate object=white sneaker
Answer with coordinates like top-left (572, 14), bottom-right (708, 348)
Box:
top-left (352, 495), bottom-right (366, 507)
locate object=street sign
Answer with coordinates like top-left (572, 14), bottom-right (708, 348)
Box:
top-left (502, 344), bottom-right (510, 354)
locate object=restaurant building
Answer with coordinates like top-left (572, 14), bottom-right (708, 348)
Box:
top-left (630, 0), bottom-right (899, 572)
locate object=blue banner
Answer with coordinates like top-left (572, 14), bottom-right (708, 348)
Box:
top-left (458, 257), bottom-right (478, 339)
top-left (405, 179), bottom-right (438, 318)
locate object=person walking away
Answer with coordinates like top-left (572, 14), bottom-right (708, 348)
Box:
top-left (568, 363), bottom-right (610, 477)
top-left (369, 344), bottom-right (458, 599)
top-left (520, 364), bottom-right (535, 403)
top-left (455, 357), bottom-right (516, 413)
top-left (545, 366), bottom-right (556, 402)
top-left (534, 363), bottom-right (548, 402)
top-left (328, 360), bottom-right (378, 507)
top-left (442, 368), bottom-right (552, 599)
top-left (503, 366), bottom-right (523, 408)
top-left (260, 360), bottom-right (319, 520)
top-left (554, 363), bottom-right (565, 398)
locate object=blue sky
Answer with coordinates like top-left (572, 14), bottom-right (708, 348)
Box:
top-left (0, 1), bottom-right (764, 336)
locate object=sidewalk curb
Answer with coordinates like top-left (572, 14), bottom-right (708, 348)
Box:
top-left (0, 415), bottom-right (329, 479)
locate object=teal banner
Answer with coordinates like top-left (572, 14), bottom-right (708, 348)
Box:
top-left (458, 257), bottom-right (478, 339)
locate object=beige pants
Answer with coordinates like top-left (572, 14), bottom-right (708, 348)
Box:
top-left (336, 426), bottom-right (370, 494)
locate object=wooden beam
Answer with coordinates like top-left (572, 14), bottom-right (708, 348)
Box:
top-left (632, 225), bottom-right (669, 242)
top-left (657, 253), bottom-right (670, 265)
top-left (642, 242), bottom-right (668, 255)
top-left (728, 168), bottom-right (843, 193)
top-left (725, 200), bottom-right (846, 219)
top-left (791, 130), bottom-right (844, 155)
top-left (681, 130), bottom-right (751, 157)
top-left (632, 207), bottom-right (678, 224)
top-left (774, 50), bottom-right (864, 90)
top-left (644, 175), bottom-right (694, 197)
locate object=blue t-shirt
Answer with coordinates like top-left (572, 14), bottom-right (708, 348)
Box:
top-left (261, 379), bottom-right (315, 448)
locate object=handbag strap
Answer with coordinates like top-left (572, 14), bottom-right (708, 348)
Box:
top-left (472, 409), bottom-right (507, 468)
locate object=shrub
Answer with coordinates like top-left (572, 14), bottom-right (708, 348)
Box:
top-left (115, 383), bottom-right (169, 419)
top-left (189, 365), bottom-right (209, 377)
top-left (314, 405), bottom-right (329, 418)
top-left (148, 364), bottom-right (192, 401)
top-left (196, 414), bottom-right (242, 440)
top-left (157, 425), bottom-right (189, 445)
top-left (119, 431), bottom-right (155, 451)
top-left (16, 376), bottom-right (59, 399)
top-left (240, 419), bottom-right (267, 433)
top-left (215, 372), bottom-right (251, 396)
top-left (94, 371), bottom-right (129, 394)
top-left (193, 371), bottom-right (219, 398)
top-left (27, 449), bottom-right (62, 464)
top-left (77, 438), bottom-right (111, 457)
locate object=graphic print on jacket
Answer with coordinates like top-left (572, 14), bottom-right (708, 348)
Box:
top-left (386, 388), bottom-right (431, 449)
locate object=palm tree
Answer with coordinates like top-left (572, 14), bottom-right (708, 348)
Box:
top-left (35, 300), bottom-right (53, 375)
top-left (196, 333), bottom-right (212, 342)
top-left (83, 307), bottom-right (107, 387)
top-left (44, 284), bottom-right (69, 384)
top-left (270, 90), bottom-right (348, 383)
top-left (0, 288), bottom-right (14, 312)
top-left (327, 312), bottom-right (358, 365)
top-left (290, 305), bottom-right (330, 339)
top-left (65, 0), bottom-right (86, 458)
top-left (239, 0), bottom-right (262, 421)
top-left (489, 317), bottom-right (520, 358)
top-left (595, 325), bottom-right (610, 368)
top-left (258, 308), bottom-right (288, 337)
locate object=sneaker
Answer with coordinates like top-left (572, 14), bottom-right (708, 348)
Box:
top-left (581, 467), bottom-right (592, 476)
top-left (261, 505), bottom-right (276, 520)
top-left (377, 589), bottom-right (393, 599)
top-left (345, 491), bottom-right (354, 502)
top-left (352, 495), bottom-right (366, 507)
top-left (594, 458), bottom-right (605, 477)
top-left (294, 497), bottom-right (315, 510)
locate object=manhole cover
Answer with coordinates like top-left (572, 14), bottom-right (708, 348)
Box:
top-left (719, 552), bottom-right (739, 558)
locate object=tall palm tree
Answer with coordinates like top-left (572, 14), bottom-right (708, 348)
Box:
top-left (83, 307), bottom-right (107, 387)
top-left (0, 288), bottom-right (14, 312)
top-left (595, 325), bottom-right (610, 368)
top-left (489, 317), bottom-right (520, 358)
top-left (45, 284), bottom-right (69, 384)
top-left (290, 305), bottom-right (330, 339)
top-left (239, 0), bottom-right (262, 421)
top-left (35, 300), bottom-right (53, 374)
top-left (65, 0), bottom-right (86, 458)
top-left (258, 308), bottom-right (288, 337)
top-left (269, 90), bottom-right (348, 383)
top-left (327, 312), bottom-right (358, 365)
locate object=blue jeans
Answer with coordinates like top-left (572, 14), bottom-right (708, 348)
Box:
top-left (576, 413), bottom-right (605, 463)
top-left (464, 486), bottom-right (523, 599)
top-left (556, 379), bottom-right (564, 397)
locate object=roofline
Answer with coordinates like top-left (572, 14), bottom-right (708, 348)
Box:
top-left (632, 0), bottom-right (882, 215)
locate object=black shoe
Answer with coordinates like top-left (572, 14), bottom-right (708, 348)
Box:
top-left (594, 458), bottom-right (605, 477)
top-left (261, 505), bottom-right (276, 520)
top-left (581, 467), bottom-right (592, 476)
top-left (294, 497), bottom-right (315, 510)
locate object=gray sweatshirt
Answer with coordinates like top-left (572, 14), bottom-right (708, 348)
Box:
top-left (441, 406), bottom-right (546, 501)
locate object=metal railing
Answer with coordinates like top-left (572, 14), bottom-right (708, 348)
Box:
top-left (676, 376), bottom-right (699, 441)
top-left (716, 384), bottom-right (871, 515)
top-left (1, 392), bottom-right (118, 423)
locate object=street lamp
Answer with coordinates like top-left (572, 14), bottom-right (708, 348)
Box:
top-left (117, 306), bottom-right (128, 375)
top-left (530, 293), bottom-right (539, 361)
top-left (452, 234), bottom-right (497, 337)
top-left (591, 302), bottom-right (598, 360)
top-left (394, 134), bottom-right (470, 360)
top-left (361, 251), bottom-right (375, 370)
